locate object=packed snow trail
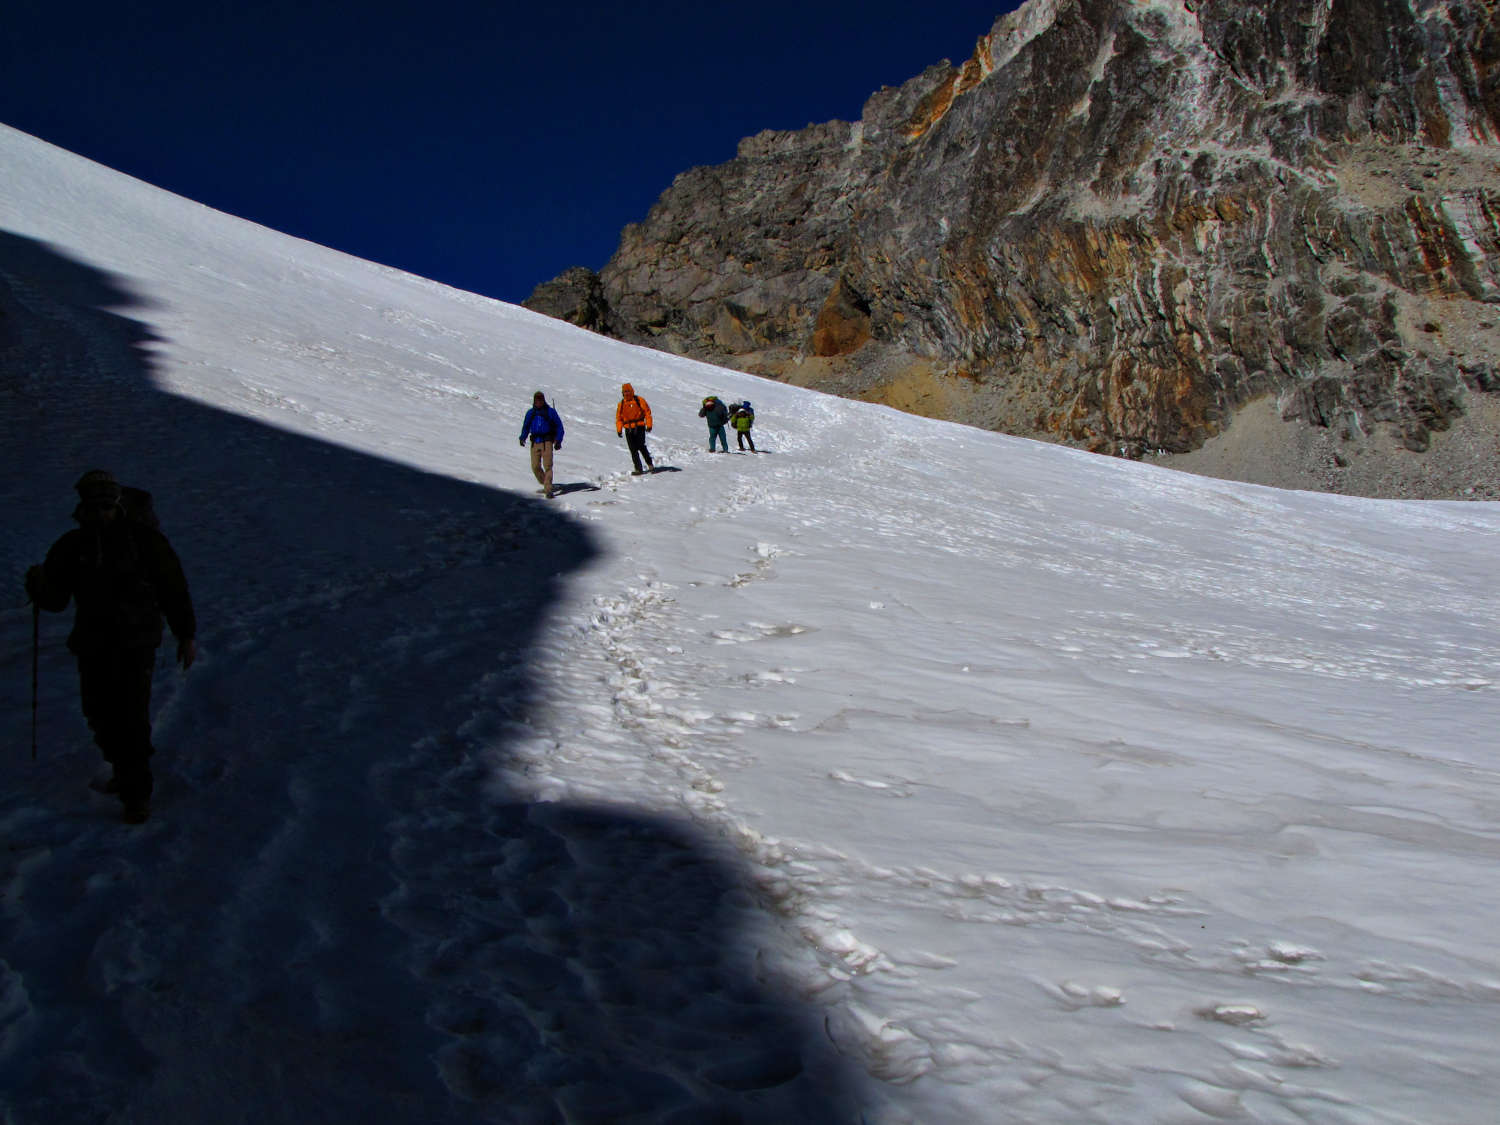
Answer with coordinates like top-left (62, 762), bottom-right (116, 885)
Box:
top-left (3, 124), bottom-right (1500, 1123)
top-left (520, 408), bottom-right (1500, 1124)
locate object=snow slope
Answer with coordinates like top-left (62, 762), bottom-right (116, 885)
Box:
top-left (2, 123), bottom-right (1499, 1124)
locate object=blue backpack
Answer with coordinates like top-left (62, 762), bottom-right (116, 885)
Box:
top-left (523, 405), bottom-right (564, 444)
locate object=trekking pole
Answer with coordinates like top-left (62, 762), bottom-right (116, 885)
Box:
top-left (31, 601), bottom-right (40, 761)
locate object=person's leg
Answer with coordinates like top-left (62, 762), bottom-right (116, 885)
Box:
top-left (538, 440), bottom-right (555, 496)
top-left (77, 653), bottom-right (111, 774)
top-left (627, 429), bottom-right (645, 472)
top-left (78, 650), bottom-right (156, 808)
top-left (114, 653), bottom-right (156, 807)
top-left (530, 441), bottom-right (546, 486)
top-left (746, 431), bottom-right (756, 452)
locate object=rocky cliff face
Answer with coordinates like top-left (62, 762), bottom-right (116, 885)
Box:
top-left (527, 0), bottom-right (1500, 485)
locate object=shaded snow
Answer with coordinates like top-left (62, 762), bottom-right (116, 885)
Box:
top-left (3, 123), bottom-right (1500, 1124)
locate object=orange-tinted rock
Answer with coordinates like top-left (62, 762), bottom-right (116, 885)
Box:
top-left (526, 0), bottom-right (1500, 461)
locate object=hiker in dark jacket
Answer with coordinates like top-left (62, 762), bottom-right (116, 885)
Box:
top-left (25, 470), bottom-right (196, 824)
top-left (699, 395), bottom-right (731, 452)
top-left (519, 391), bottom-right (565, 498)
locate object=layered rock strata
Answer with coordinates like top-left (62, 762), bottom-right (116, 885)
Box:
top-left (528, 0), bottom-right (1500, 470)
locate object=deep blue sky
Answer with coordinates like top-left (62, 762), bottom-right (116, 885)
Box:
top-left (4, 2), bottom-right (1022, 304)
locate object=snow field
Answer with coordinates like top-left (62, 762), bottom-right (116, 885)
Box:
top-left (3, 124), bottom-right (1500, 1123)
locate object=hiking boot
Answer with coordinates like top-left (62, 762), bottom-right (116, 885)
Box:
top-left (121, 799), bottom-right (150, 824)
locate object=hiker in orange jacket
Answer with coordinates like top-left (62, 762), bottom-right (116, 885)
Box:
top-left (615, 383), bottom-right (655, 474)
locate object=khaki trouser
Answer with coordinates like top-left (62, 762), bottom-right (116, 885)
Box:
top-left (529, 440), bottom-right (555, 496)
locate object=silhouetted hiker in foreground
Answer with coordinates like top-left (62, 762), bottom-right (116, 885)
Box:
top-left (26, 470), bottom-right (197, 824)
top-left (616, 383), bottom-right (655, 474)
top-left (519, 390), bottom-right (564, 498)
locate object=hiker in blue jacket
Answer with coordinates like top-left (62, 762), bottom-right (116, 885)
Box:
top-left (519, 391), bottom-right (565, 498)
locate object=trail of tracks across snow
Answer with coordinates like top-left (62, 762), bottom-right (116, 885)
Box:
top-left (487, 409), bottom-right (1500, 1124)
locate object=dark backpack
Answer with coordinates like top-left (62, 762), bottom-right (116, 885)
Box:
top-left (121, 486), bottom-right (161, 531)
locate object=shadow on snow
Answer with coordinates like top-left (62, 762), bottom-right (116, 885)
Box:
top-left (0, 231), bottom-right (862, 1123)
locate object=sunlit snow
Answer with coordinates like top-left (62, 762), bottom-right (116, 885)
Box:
top-left (3, 123), bottom-right (1499, 1124)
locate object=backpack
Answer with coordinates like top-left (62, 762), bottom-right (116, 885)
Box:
top-left (528, 405), bottom-right (560, 440)
top-left (121, 486), bottom-right (161, 531)
top-left (73, 484), bottom-right (161, 530)
top-left (64, 487), bottom-right (177, 650)
top-left (620, 396), bottom-right (645, 425)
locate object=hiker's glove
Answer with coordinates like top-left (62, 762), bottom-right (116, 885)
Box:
top-left (646, 426), bottom-right (652, 433)
top-left (177, 638), bottom-right (197, 671)
top-left (518, 438), bottom-right (525, 447)
top-left (24, 566), bottom-right (43, 603)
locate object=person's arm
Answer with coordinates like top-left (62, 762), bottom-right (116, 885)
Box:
top-left (25, 534), bottom-right (76, 612)
top-left (552, 408), bottom-right (564, 448)
top-left (520, 408), bottom-right (532, 446)
top-left (145, 530), bottom-right (197, 666)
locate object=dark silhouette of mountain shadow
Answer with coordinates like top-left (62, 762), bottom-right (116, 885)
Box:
top-left (0, 230), bottom-right (863, 1123)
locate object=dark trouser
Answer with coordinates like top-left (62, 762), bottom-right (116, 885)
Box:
top-left (708, 425), bottom-right (728, 452)
top-left (625, 427), bottom-right (653, 472)
top-left (76, 648), bottom-right (157, 803)
top-left (736, 429), bottom-right (756, 452)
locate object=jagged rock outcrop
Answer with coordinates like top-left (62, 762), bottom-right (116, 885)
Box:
top-left (522, 266), bottom-right (616, 334)
top-left (526, 0), bottom-right (1500, 468)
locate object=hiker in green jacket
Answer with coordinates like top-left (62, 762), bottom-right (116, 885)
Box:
top-left (730, 401), bottom-right (756, 452)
